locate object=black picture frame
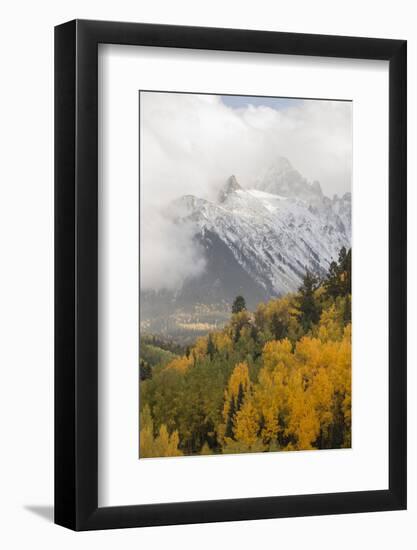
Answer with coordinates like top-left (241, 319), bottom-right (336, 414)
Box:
top-left (55, 19), bottom-right (407, 531)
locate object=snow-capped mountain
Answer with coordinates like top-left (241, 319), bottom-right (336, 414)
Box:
top-left (141, 157), bottom-right (351, 323)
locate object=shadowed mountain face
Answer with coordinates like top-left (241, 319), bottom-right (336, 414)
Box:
top-left (141, 158), bottom-right (351, 338)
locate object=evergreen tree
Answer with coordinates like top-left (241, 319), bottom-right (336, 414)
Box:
top-left (343, 247), bottom-right (352, 295)
top-left (225, 397), bottom-right (236, 439)
top-left (298, 270), bottom-right (320, 331)
top-left (233, 325), bottom-right (241, 344)
top-left (250, 323), bottom-right (258, 342)
top-left (232, 295), bottom-right (246, 314)
top-left (324, 260), bottom-right (340, 299)
top-left (271, 312), bottom-right (287, 340)
top-left (324, 247), bottom-right (352, 298)
top-left (207, 333), bottom-right (216, 361)
top-left (139, 359), bottom-right (152, 381)
top-left (236, 383), bottom-right (244, 411)
top-left (343, 294), bottom-right (351, 324)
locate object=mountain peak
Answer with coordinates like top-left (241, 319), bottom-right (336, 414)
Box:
top-left (311, 180), bottom-right (323, 196)
top-left (218, 175), bottom-right (242, 203)
top-left (269, 156), bottom-right (293, 174)
top-left (163, 164), bottom-right (351, 305)
top-left (256, 157), bottom-right (324, 202)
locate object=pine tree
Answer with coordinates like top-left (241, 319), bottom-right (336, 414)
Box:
top-left (233, 325), bottom-right (241, 344)
top-left (324, 247), bottom-right (352, 298)
top-left (139, 359), bottom-right (152, 381)
top-left (250, 323), bottom-right (258, 342)
top-left (324, 260), bottom-right (340, 298)
top-left (298, 270), bottom-right (320, 331)
top-left (343, 248), bottom-right (352, 295)
top-left (343, 294), bottom-right (351, 324)
top-left (207, 333), bottom-right (216, 361)
top-left (271, 312), bottom-right (287, 340)
top-left (225, 397), bottom-right (236, 439)
top-left (232, 295), bottom-right (246, 314)
top-left (236, 383), bottom-right (244, 411)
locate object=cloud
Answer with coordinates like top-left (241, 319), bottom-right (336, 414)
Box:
top-left (141, 211), bottom-right (206, 292)
top-left (140, 91), bottom-right (352, 291)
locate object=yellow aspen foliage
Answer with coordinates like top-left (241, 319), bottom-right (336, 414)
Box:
top-left (222, 362), bottom-right (250, 421)
top-left (343, 392), bottom-right (351, 428)
top-left (317, 304), bottom-right (343, 342)
top-left (223, 318), bottom-right (351, 452)
top-left (140, 405), bottom-right (183, 458)
top-left (260, 294), bottom-right (301, 341)
top-left (253, 367), bottom-right (285, 443)
top-left (151, 424), bottom-right (183, 457)
top-left (140, 254), bottom-right (352, 457)
top-left (265, 295), bottom-right (300, 323)
top-left (309, 367), bottom-right (334, 435)
top-left (233, 398), bottom-right (260, 447)
top-left (193, 336), bottom-right (208, 359)
top-left (254, 302), bottom-right (267, 327)
top-left (263, 295), bottom-right (288, 316)
top-left (261, 408), bottom-right (279, 443)
top-left (164, 355), bottom-right (192, 373)
top-left (139, 427), bottom-right (155, 458)
top-left (294, 336), bottom-right (323, 371)
top-left (213, 331), bottom-right (233, 353)
top-left (285, 371), bottom-right (320, 450)
top-left (156, 424), bottom-right (170, 453)
top-left (222, 438), bottom-right (266, 454)
top-left (338, 325), bottom-right (352, 430)
top-left (139, 405), bottom-right (155, 458)
top-left (140, 419), bottom-right (183, 458)
top-left (262, 338), bottom-right (294, 372)
top-left (200, 442), bottom-right (212, 455)
top-left (165, 429), bottom-right (182, 457)
top-left (230, 310), bottom-right (252, 336)
top-left (230, 361), bottom-right (250, 394)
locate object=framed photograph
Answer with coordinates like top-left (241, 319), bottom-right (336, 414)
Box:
top-left (55, 20), bottom-right (406, 530)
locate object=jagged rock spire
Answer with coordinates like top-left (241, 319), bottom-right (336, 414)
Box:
top-left (256, 157), bottom-right (324, 201)
top-left (218, 175), bottom-right (242, 203)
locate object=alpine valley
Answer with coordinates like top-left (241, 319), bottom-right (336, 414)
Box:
top-left (141, 157), bottom-right (351, 342)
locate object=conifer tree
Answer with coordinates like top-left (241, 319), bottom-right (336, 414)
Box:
top-left (232, 295), bottom-right (246, 314)
top-left (324, 260), bottom-right (341, 298)
top-left (298, 270), bottom-right (320, 331)
top-left (271, 311), bottom-right (287, 340)
top-left (139, 359), bottom-right (152, 381)
top-left (225, 397), bottom-right (236, 439)
top-left (236, 383), bottom-right (244, 411)
top-left (343, 294), bottom-right (351, 324)
top-left (207, 333), bottom-right (216, 361)
top-left (343, 247), bottom-right (352, 295)
top-left (324, 246), bottom-right (352, 298)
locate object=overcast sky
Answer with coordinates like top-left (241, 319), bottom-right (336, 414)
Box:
top-left (140, 91), bottom-right (352, 291)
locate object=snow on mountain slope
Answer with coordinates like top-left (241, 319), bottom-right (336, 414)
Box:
top-left (141, 157), bottom-right (351, 327)
top-left (170, 162), bottom-right (351, 302)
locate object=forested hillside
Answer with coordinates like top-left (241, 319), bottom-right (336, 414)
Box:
top-left (139, 247), bottom-right (352, 458)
